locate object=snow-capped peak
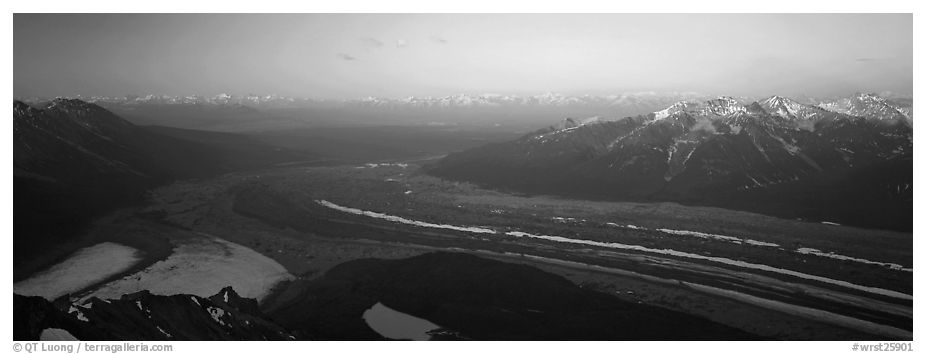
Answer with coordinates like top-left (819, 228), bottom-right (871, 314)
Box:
top-left (651, 97), bottom-right (744, 120)
top-left (818, 93), bottom-right (911, 123)
top-left (759, 95), bottom-right (809, 120)
top-left (762, 95), bottom-right (790, 107)
top-left (704, 96), bottom-right (746, 116)
top-left (653, 101), bottom-right (697, 120)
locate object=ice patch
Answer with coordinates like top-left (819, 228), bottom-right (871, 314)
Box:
top-left (552, 217), bottom-right (579, 223)
top-left (796, 248), bottom-right (911, 272)
top-left (655, 228), bottom-right (780, 248)
top-left (359, 163), bottom-right (408, 169)
top-left (317, 200), bottom-right (495, 234)
top-left (606, 222), bottom-right (645, 230)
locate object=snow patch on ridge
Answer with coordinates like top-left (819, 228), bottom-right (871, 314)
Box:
top-left (157, 326), bottom-right (172, 338)
top-left (68, 306), bottom-right (89, 322)
top-left (208, 307), bottom-right (228, 326)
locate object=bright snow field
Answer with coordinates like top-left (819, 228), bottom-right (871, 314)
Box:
top-left (81, 236), bottom-right (294, 303)
top-left (14, 242), bottom-right (142, 300)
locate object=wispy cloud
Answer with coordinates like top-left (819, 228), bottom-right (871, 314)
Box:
top-left (430, 36), bottom-right (448, 44)
top-left (396, 39), bottom-right (408, 48)
top-left (856, 57), bottom-right (895, 62)
top-left (336, 53), bottom-right (357, 61)
top-left (360, 37), bottom-right (384, 48)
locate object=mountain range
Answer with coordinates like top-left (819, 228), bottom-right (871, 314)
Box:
top-left (23, 92), bottom-right (713, 109)
top-left (20, 92), bottom-right (912, 112)
top-left (18, 92), bottom-right (910, 132)
top-left (426, 93), bottom-right (912, 231)
top-left (24, 92), bottom-right (721, 131)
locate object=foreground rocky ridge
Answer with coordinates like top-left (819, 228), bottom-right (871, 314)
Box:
top-left (14, 252), bottom-right (760, 340)
top-left (14, 287), bottom-right (296, 341)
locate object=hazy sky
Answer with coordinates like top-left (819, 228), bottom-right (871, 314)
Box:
top-left (14, 13), bottom-right (913, 99)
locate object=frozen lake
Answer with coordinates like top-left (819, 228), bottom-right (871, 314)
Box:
top-left (362, 302), bottom-right (440, 340)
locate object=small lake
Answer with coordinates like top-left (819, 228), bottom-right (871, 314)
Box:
top-left (362, 302), bottom-right (440, 340)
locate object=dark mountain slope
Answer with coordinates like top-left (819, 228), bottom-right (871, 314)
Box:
top-left (13, 99), bottom-right (310, 275)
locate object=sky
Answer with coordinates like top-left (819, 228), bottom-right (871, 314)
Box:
top-left (13, 13), bottom-right (913, 99)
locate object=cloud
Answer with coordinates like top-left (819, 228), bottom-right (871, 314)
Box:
top-left (856, 57), bottom-right (895, 62)
top-left (360, 37), bottom-right (384, 48)
top-left (336, 53), bottom-right (356, 61)
top-left (430, 36), bottom-right (448, 44)
top-left (691, 118), bottom-right (716, 134)
top-left (396, 39), bottom-right (408, 48)
top-left (795, 119), bottom-right (815, 132)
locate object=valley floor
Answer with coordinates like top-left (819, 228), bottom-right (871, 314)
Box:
top-left (15, 160), bottom-right (913, 340)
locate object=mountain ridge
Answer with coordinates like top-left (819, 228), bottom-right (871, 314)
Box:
top-left (426, 94), bottom-right (912, 231)
top-left (14, 286), bottom-right (296, 341)
top-left (13, 99), bottom-right (312, 278)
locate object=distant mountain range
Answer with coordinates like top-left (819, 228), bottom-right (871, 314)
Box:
top-left (426, 93), bottom-right (912, 231)
top-left (16, 92), bottom-right (910, 132)
top-left (21, 92), bottom-right (714, 109)
top-left (21, 92), bottom-right (722, 131)
top-left (18, 91), bottom-right (912, 112)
